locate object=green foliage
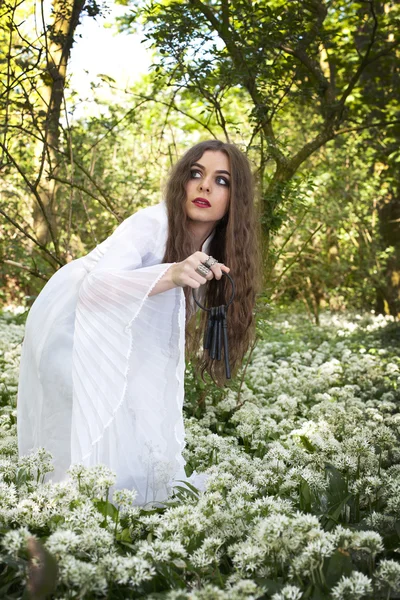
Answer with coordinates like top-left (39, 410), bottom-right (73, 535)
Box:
top-left (1, 0), bottom-right (399, 317)
top-left (115, 0), bottom-right (400, 315)
top-left (269, 133), bottom-right (389, 316)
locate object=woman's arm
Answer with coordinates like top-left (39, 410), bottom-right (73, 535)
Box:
top-left (149, 252), bottom-right (230, 297)
top-left (148, 266), bottom-right (179, 297)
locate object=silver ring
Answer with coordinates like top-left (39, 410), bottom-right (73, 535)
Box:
top-left (203, 256), bottom-right (218, 269)
top-left (195, 264), bottom-right (210, 277)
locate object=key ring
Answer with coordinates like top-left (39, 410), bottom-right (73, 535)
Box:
top-left (192, 272), bottom-right (235, 378)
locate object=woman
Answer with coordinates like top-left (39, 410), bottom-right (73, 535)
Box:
top-left (17, 140), bottom-right (262, 505)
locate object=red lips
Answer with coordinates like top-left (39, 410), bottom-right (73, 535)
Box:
top-left (192, 197), bottom-right (211, 207)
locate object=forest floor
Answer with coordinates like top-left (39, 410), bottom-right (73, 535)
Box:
top-left (0, 308), bottom-right (399, 599)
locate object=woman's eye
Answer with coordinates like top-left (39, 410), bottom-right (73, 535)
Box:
top-left (190, 169), bottom-right (202, 179)
top-left (216, 176), bottom-right (229, 187)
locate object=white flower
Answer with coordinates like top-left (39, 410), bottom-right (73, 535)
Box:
top-left (63, 500), bottom-right (104, 530)
top-left (136, 538), bottom-right (187, 562)
top-left (0, 481), bottom-right (17, 506)
top-left (191, 536), bottom-right (224, 568)
top-left (45, 530), bottom-right (80, 556)
top-left (272, 585), bottom-right (302, 600)
top-left (99, 552), bottom-right (156, 586)
top-left (113, 487), bottom-right (138, 510)
top-left (376, 559), bottom-right (400, 593)
top-left (1, 526), bottom-right (33, 556)
top-left (385, 362), bottom-right (399, 375)
top-left (226, 578), bottom-right (264, 599)
top-left (291, 536), bottom-right (336, 578)
top-left (227, 540), bottom-right (266, 575)
top-left (351, 531), bottom-right (384, 555)
top-left (331, 571), bottom-right (372, 599)
top-left (59, 555), bottom-right (107, 593)
top-left (1, 310), bottom-right (399, 597)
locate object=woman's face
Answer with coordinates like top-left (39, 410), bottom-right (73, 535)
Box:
top-left (185, 150), bottom-right (230, 227)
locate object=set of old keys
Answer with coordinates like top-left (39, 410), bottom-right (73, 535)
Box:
top-left (192, 272), bottom-right (235, 379)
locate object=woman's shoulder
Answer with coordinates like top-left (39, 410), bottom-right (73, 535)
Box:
top-left (104, 201), bottom-right (167, 244)
top-left (124, 201), bottom-right (167, 231)
top-left (91, 202), bottom-right (167, 261)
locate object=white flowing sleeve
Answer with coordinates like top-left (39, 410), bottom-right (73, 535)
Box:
top-left (71, 208), bottom-right (188, 502)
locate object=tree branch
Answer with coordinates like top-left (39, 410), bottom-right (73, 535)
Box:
top-left (188, 0), bottom-right (288, 167)
top-left (1, 0), bottom-right (17, 165)
top-left (50, 176), bottom-right (121, 219)
top-left (338, 0), bottom-right (379, 111)
top-left (279, 44), bottom-right (330, 94)
top-left (278, 0), bottom-right (332, 101)
top-left (336, 119), bottom-right (400, 136)
top-left (272, 223), bottom-right (325, 291)
top-left (0, 142), bottom-right (61, 257)
top-left (0, 206), bottom-right (63, 266)
top-left (3, 125), bottom-right (120, 219)
top-left (2, 259), bottom-right (49, 282)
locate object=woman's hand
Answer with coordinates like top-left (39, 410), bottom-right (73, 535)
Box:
top-left (170, 251), bottom-right (230, 289)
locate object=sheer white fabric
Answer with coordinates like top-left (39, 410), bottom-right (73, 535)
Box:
top-left (17, 201), bottom-right (213, 505)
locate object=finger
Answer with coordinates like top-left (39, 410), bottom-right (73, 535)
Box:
top-left (192, 274), bottom-right (208, 285)
top-left (187, 278), bottom-right (202, 289)
top-left (211, 263), bottom-right (227, 280)
top-left (194, 264), bottom-right (213, 281)
top-left (188, 255), bottom-right (212, 272)
top-left (187, 275), bottom-right (206, 288)
top-left (192, 268), bottom-right (210, 284)
top-left (211, 266), bottom-right (223, 280)
top-left (184, 259), bottom-right (209, 280)
top-left (195, 251), bottom-right (212, 262)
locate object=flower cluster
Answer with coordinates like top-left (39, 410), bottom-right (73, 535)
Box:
top-left (0, 310), bottom-right (399, 598)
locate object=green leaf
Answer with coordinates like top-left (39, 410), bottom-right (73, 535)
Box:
top-left (96, 73), bottom-right (116, 83)
top-left (322, 464), bottom-right (351, 528)
top-left (174, 479), bottom-right (201, 497)
top-left (94, 499), bottom-right (119, 523)
top-left (171, 485), bottom-right (198, 502)
top-left (254, 578), bottom-right (282, 594)
top-left (15, 467), bottom-right (30, 486)
top-left (325, 464), bottom-right (347, 495)
top-left (171, 558), bottom-right (187, 569)
top-left (300, 478), bottom-right (312, 512)
top-left (309, 587), bottom-right (330, 600)
top-left (324, 548), bottom-right (353, 588)
top-left (117, 528), bottom-right (132, 543)
top-left (119, 541), bottom-right (137, 551)
top-left (395, 520), bottom-right (400, 538)
top-left (300, 435), bottom-right (316, 453)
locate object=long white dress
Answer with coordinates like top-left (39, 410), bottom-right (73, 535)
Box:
top-left (17, 201), bottom-right (213, 505)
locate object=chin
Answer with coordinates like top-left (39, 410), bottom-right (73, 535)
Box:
top-left (187, 205), bottom-right (210, 217)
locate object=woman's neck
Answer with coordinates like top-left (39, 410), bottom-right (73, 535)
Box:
top-left (190, 224), bottom-right (215, 252)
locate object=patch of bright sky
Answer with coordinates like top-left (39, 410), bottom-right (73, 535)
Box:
top-left (67, 2), bottom-right (151, 120)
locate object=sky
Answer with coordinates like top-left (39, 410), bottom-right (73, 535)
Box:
top-left (67, 3), bottom-right (151, 118)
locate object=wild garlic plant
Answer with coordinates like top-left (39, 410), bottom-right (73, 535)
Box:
top-left (0, 309), bottom-right (399, 599)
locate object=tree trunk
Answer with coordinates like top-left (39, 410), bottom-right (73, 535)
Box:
top-left (33, 0), bottom-right (86, 249)
top-left (377, 191), bottom-right (400, 317)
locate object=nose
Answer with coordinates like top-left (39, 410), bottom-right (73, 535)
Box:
top-left (199, 179), bottom-right (211, 192)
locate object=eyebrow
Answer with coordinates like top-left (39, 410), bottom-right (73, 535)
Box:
top-left (192, 162), bottom-right (231, 176)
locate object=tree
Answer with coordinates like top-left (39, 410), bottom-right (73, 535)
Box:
top-left (119, 0), bottom-right (399, 256)
top-left (270, 132), bottom-right (390, 322)
top-left (0, 0), bottom-right (100, 265)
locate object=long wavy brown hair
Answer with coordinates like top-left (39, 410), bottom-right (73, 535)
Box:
top-left (162, 140), bottom-right (263, 387)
